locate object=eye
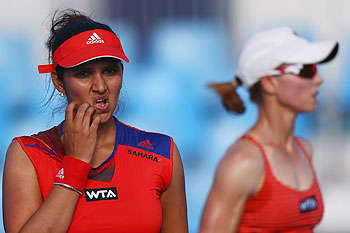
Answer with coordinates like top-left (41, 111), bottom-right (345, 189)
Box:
top-left (73, 70), bottom-right (89, 78)
top-left (104, 68), bottom-right (115, 74)
top-left (103, 66), bottom-right (121, 75)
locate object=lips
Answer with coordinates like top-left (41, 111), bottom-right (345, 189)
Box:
top-left (94, 96), bottom-right (109, 112)
top-left (311, 90), bottom-right (319, 104)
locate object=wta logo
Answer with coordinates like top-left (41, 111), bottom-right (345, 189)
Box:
top-left (299, 196), bottom-right (317, 213)
top-left (86, 32), bottom-right (104, 44)
top-left (84, 187), bottom-right (118, 202)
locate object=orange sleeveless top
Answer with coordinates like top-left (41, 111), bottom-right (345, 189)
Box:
top-left (238, 136), bottom-right (324, 233)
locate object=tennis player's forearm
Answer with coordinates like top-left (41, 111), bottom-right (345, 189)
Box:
top-left (19, 185), bottom-right (80, 233)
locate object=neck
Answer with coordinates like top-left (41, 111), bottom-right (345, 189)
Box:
top-left (95, 116), bottom-right (116, 147)
top-left (249, 101), bottom-right (297, 147)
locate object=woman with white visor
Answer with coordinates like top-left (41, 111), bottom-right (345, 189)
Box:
top-left (199, 26), bottom-right (338, 233)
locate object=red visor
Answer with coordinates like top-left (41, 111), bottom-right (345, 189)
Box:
top-left (38, 29), bottom-right (129, 74)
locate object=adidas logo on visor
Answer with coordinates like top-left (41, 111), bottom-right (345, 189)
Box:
top-left (86, 32), bottom-right (104, 44)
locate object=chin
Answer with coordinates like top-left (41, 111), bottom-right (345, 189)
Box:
top-left (92, 112), bottom-right (112, 124)
top-left (302, 105), bottom-right (317, 113)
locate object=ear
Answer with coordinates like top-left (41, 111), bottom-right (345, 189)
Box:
top-left (260, 75), bottom-right (278, 95)
top-left (51, 70), bottom-right (65, 94)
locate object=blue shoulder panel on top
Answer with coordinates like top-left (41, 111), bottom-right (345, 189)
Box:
top-left (116, 120), bottom-right (172, 160)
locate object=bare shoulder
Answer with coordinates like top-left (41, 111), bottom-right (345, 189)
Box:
top-left (7, 139), bottom-right (22, 152)
top-left (296, 137), bottom-right (313, 159)
top-left (215, 139), bottom-right (265, 196)
top-left (169, 142), bottom-right (185, 186)
top-left (5, 139), bottom-right (30, 164)
top-left (218, 139), bottom-right (264, 176)
top-left (199, 139), bottom-right (266, 232)
top-left (3, 139), bottom-right (40, 195)
top-left (4, 139), bottom-right (38, 185)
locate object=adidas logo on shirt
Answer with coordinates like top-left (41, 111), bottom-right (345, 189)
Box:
top-left (137, 140), bottom-right (154, 150)
top-left (86, 32), bottom-right (104, 44)
top-left (55, 168), bottom-right (64, 179)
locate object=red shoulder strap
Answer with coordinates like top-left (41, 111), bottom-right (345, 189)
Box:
top-left (294, 137), bottom-right (311, 161)
top-left (294, 137), bottom-right (318, 177)
top-left (239, 135), bottom-right (273, 176)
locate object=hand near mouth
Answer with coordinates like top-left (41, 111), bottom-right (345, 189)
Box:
top-left (61, 101), bottom-right (102, 164)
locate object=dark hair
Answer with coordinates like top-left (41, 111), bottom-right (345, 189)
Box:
top-left (46, 9), bottom-right (116, 81)
top-left (42, 9), bottom-right (122, 117)
top-left (208, 77), bottom-right (262, 114)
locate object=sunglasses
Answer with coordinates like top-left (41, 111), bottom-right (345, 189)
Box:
top-left (274, 64), bottom-right (317, 79)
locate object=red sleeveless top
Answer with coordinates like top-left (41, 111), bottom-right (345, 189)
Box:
top-left (15, 119), bottom-right (173, 233)
top-left (238, 136), bottom-right (324, 233)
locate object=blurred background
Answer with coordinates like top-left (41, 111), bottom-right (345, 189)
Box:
top-left (0, 0), bottom-right (349, 232)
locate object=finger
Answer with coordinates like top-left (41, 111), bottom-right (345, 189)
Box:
top-left (75, 103), bottom-right (90, 126)
top-left (82, 106), bottom-right (96, 130)
top-left (65, 101), bottom-right (78, 125)
top-left (90, 115), bottom-right (101, 134)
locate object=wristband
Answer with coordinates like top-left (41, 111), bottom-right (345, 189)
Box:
top-left (54, 156), bottom-right (92, 195)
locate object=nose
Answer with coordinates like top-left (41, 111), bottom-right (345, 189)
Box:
top-left (92, 74), bottom-right (107, 93)
top-left (314, 73), bottom-right (323, 86)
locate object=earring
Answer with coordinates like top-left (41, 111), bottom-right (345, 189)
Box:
top-left (59, 92), bottom-right (65, 97)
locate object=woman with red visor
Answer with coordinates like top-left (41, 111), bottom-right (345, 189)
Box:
top-left (199, 27), bottom-right (338, 232)
top-left (3, 9), bottom-right (188, 233)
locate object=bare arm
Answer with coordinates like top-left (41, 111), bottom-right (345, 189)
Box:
top-left (3, 140), bottom-right (80, 233)
top-left (199, 141), bottom-right (264, 233)
top-left (3, 102), bottom-right (101, 233)
top-left (160, 143), bottom-right (188, 233)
